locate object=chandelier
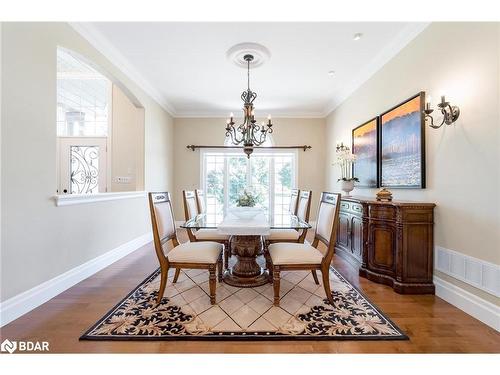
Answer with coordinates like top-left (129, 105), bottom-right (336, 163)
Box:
top-left (225, 54), bottom-right (273, 158)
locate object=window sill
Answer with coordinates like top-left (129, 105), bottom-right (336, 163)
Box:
top-left (53, 191), bottom-right (147, 207)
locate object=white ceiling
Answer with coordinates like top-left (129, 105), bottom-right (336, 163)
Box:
top-left (75, 22), bottom-right (428, 118)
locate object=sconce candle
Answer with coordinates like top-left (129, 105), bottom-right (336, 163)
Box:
top-left (425, 96), bottom-right (432, 111)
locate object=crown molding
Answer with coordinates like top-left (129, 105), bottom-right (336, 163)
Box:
top-left (69, 22), bottom-right (177, 116)
top-left (321, 22), bottom-right (431, 118)
top-left (174, 111), bottom-right (326, 119)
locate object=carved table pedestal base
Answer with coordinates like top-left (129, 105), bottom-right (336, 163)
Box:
top-left (223, 235), bottom-right (269, 288)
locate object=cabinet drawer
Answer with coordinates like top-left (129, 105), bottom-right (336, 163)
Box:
top-left (369, 205), bottom-right (396, 220)
top-left (340, 201), bottom-right (364, 216)
top-left (340, 201), bottom-right (350, 211)
top-left (351, 203), bottom-right (363, 215)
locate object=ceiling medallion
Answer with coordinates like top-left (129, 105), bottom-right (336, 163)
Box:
top-left (226, 42), bottom-right (271, 69)
top-left (224, 51), bottom-right (274, 158)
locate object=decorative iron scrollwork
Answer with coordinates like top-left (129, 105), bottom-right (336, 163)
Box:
top-left (70, 146), bottom-right (99, 194)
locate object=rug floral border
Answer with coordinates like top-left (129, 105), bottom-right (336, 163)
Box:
top-left (80, 267), bottom-right (409, 341)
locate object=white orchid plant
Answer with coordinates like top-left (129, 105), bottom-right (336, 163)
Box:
top-left (333, 149), bottom-right (359, 182)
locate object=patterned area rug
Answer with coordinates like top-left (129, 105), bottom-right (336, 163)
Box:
top-left (81, 257), bottom-right (407, 341)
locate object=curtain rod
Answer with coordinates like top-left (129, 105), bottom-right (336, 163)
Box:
top-left (186, 145), bottom-right (312, 151)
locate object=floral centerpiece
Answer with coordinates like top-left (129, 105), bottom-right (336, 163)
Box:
top-left (236, 189), bottom-right (259, 207)
top-left (334, 149), bottom-right (359, 196)
top-left (231, 189), bottom-right (262, 219)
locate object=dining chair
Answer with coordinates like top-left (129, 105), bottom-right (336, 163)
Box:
top-left (265, 190), bottom-right (312, 245)
top-left (289, 188), bottom-right (300, 215)
top-left (268, 192), bottom-right (341, 306)
top-left (148, 192), bottom-right (223, 305)
top-left (183, 190), bottom-right (231, 268)
top-left (195, 189), bottom-right (206, 214)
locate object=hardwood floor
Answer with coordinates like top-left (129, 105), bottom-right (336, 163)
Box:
top-left (1, 229), bottom-right (499, 353)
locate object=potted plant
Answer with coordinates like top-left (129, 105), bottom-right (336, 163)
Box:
top-left (232, 189), bottom-right (262, 219)
top-left (334, 149), bottom-right (359, 196)
top-left (236, 189), bottom-right (259, 207)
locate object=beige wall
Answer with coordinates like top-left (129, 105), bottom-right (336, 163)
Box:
top-left (145, 98), bottom-right (175, 193)
top-left (173, 117), bottom-right (326, 220)
top-left (111, 85), bottom-right (145, 192)
top-left (325, 22), bottom-right (500, 304)
top-left (1, 23), bottom-right (174, 301)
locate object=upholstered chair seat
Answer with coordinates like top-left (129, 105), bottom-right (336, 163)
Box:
top-left (266, 229), bottom-right (300, 241)
top-left (269, 242), bottom-right (323, 265)
top-left (167, 241), bottom-right (223, 263)
top-left (194, 229), bottom-right (230, 241)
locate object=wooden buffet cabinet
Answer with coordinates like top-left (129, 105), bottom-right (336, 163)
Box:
top-left (334, 196), bottom-right (436, 294)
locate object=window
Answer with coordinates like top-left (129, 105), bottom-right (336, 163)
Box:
top-left (56, 48), bottom-right (111, 194)
top-left (57, 48), bottom-right (110, 137)
top-left (201, 149), bottom-right (297, 223)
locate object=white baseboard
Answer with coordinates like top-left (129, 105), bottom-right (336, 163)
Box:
top-left (0, 232), bottom-right (152, 327)
top-left (434, 276), bottom-right (500, 332)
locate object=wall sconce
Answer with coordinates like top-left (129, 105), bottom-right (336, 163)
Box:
top-left (336, 141), bottom-right (350, 152)
top-left (424, 95), bottom-right (460, 129)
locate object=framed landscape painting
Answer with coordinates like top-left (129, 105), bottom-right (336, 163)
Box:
top-left (380, 92), bottom-right (426, 188)
top-left (352, 117), bottom-right (379, 187)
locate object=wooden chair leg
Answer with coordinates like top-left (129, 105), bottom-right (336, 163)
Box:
top-left (172, 268), bottom-right (181, 283)
top-left (311, 270), bottom-right (320, 285)
top-left (224, 243), bottom-right (230, 270)
top-left (264, 246), bottom-right (272, 283)
top-left (217, 253), bottom-right (223, 282)
top-left (273, 266), bottom-right (281, 306)
top-left (209, 265), bottom-right (216, 305)
top-left (156, 266), bottom-right (169, 305)
top-left (321, 267), bottom-right (334, 305)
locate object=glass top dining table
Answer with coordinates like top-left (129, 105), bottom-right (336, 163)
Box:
top-left (180, 212), bottom-right (311, 288)
top-left (180, 213), bottom-right (311, 230)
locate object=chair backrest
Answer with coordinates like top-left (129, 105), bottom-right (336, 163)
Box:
top-left (183, 190), bottom-right (199, 220)
top-left (296, 190), bottom-right (312, 222)
top-left (195, 189), bottom-right (206, 214)
top-left (289, 189), bottom-right (300, 214)
top-left (313, 192), bottom-right (341, 266)
top-left (148, 192), bottom-right (178, 266)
